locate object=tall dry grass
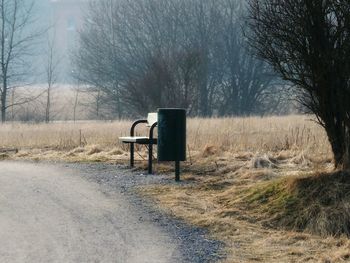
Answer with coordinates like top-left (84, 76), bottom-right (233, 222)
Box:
top-left (0, 115), bottom-right (330, 157)
top-left (0, 121), bottom-right (130, 150)
top-left (188, 115), bottom-right (329, 154)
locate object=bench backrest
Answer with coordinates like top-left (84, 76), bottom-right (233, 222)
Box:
top-left (146, 113), bottom-right (158, 127)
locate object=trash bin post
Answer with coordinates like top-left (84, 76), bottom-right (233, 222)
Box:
top-left (175, 160), bottom-right (180, 182)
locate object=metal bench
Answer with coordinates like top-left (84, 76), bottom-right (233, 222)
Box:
top-left (119, 113), bottom-right (158, 174)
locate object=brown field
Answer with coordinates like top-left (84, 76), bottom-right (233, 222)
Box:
top-left (0, 115), bottom-right (329, 156)
top-left (1, 115), bottom-right (349, 262)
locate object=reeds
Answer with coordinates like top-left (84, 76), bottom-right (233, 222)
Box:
top-left (0, 115), bottom-right (330, 158)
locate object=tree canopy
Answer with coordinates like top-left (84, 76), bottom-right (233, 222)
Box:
top-left (247, 0), bottom-right (350, 169)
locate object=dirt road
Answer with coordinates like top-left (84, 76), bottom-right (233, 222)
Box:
top-left (0, 161), bottom-right (181, 263)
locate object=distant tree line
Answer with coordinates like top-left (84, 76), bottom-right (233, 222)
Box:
top-left (73, 0), bottom-right (290, 118)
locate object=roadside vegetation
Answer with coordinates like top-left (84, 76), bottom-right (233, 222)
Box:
top-left (2, 115), bottom-right (350, 262)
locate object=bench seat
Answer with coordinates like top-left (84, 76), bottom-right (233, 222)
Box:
top-left (118, 112), bottom-right (158, 174)
top-left (119, 136), bottom-right (157, 145)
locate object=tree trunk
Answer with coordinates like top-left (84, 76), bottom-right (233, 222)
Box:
top-left (321, 77), bottom-right (350, 170)
top-left (73, 88), bottom-right (79, 123)
top-left (45, 86), bottom-right (51, 123)
top-left (326, 122), bottom-right (350, 170)
top-left (344, 132), bottom-right (350, 170)
top-left (117, 94), bottom-right (122, 120)
top-left (96, 88), bottom-right (101, 119)
top-left (331, 135), bottom-right (350, 170)
top-left (1, 94), bottom-right (5, 123)
top-left (11, 88), bottom-right (14, 121)
top-left (199, 57), bottom-right (209, 117)
top-left (1, 85), bottom-right (6, 123)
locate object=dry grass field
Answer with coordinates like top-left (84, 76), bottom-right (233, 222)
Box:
top-left (1, 115), bottom-right (350, 262)
top-left (0, 115), bottom-right (329, 157)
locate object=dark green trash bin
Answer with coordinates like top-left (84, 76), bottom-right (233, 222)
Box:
top-left (157, 108), bottom-right (186, 181)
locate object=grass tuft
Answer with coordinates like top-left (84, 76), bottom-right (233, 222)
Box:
top-left (202, 145), bottom-right (219, 157)
top-left (243, 171), bottom-right (350, 236)
top-left (86, 145), bottom-right (103, 155)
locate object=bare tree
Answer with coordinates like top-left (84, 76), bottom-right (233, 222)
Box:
top-left (213, 0), bottom-right (281, 116)
top-left (73, 85), bottom-right (80, 123)
top-left (247, 0), bottom-right (350, 169)
top-left (73, 0), bottom-right (125, 118)
top-left (44, 31), bottom-right (60, 123)
top-left (0, 0), bottom-right (43, 122)
top-left (74, 0), bottom-right (283, 118)
top-left (124, 50), bottom-right (201, 115)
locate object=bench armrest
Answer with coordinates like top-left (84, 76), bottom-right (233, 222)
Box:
top-left (131, 119), bottom-right (148, 136)
top-left (149, 122), bottom-right (158, 141)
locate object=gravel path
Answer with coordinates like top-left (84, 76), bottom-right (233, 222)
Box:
top-left (0, 161), bottom-right (224, 263)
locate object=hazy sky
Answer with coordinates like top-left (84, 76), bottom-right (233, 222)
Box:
top-left (32, 0), bottom-right (87, 83)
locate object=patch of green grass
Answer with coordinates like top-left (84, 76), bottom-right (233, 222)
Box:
top-left (241, 171), bottom-right (350, 236)
top-left (245, 178), bottom-right (298, 215)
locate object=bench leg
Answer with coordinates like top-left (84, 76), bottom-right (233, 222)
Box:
top-left (148, 143), bottom-right (153, 174)
top-left (130, 143), bottom-right (134, 168)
